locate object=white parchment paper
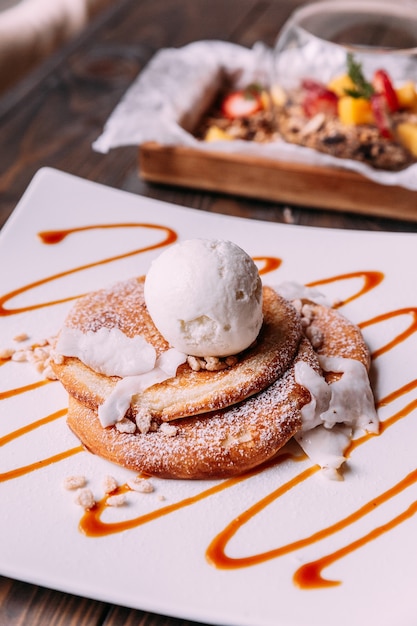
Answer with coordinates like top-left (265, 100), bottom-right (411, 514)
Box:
top-left (93, 40), bottom-right (417, 191)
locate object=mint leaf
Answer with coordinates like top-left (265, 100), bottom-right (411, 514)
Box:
top-left (346, 53), bottom-right (374, 100)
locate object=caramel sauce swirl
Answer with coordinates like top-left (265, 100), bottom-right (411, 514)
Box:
top-left (0, 407), bottom-right (83, 483)
top-left (293, 468), bottom-right (417, 588)
top-left (0, 379), bottom-right (49, 400)
top-left (0, 223), bottom-right (176, 316)
top-left (80, 473), bottom-right (249, 538)
top-left (360, 308), bottom-right (417, 359)
top-left (253, 256), bottom-right (281, 275)
top-left (307, 270), bottom-right (384, 307)
top-left (1, 221), bottom-right (416, 591)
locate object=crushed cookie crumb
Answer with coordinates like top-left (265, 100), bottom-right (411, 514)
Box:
top-left (136, 412), bottom-right (152, 434)
top-left (63, 475), bottom-right (87, 490)
top-left (43, 365), bottom-right (58, 381)
top-left (127, 476), bottom-right (154, 493)
top-left (187, 354), bottom-right (238, 372)
top-left (74, 488), bottom-right (95, 509)
top-left (7, 335), bottom-right (58, 379)
top-left (297, 302), bottom-right (325, 349)
top-left (106, 494), bottom-right (126, 507)
top-left (34, 360), bottom-right (47, 374)
top-left (33, 347), bottom-right (48, 360)
top-left (305, 324), bottom-right (324, 349)
top-left (187, 355), bottom-right (201, 371)
top-left (115, 417), bottom-right (137, 434)
top-left (53, 353), bottom-right (65, 365)
top-left (301, 303), bottom-right (315, 321)
top-left (103, 475), bottom-right (118, 494)
top-left (159, 422), bottom-right (178, 437)
top-left (13, 332), bottom-right (29, 343)
top-left (11, 350), bottom-right (28, 362)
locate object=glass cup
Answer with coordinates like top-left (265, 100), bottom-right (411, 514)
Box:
top-left (272, 0), bottom-right (417, 91)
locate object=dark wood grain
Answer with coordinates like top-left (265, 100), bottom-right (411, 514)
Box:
top-left (1, 0), bottom-right (416, 234)
top-left (0, 576), bottom-right (109, 626)
top-left (1, 0), bottom-right (417, 624)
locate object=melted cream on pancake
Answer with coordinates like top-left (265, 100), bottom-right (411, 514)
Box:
top-left (98, 348), bottom-right (187, 427)
top-left (56, 326), bottom-right (158, 377)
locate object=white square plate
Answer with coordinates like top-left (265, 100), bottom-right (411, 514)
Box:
top-left (1, 168), bottom-right (417, 626)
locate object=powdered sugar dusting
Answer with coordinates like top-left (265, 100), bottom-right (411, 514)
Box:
top-left (64, 277), bottom-right (170, 354)
top-left (67, 338), bottom-right (317, 479)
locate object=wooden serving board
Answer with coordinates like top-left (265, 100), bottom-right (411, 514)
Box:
top-left (139, 142), bottom-right (417, 221)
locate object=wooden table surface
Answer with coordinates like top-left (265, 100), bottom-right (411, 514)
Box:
top-left (1, 1), bottom-right (417, 625)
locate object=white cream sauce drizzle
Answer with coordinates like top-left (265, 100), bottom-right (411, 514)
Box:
top-left (294, 356), bottom-right (379, 479)
top-left (98, 348), bottom-right (186, 427)
top-left (274, 281), bottom-right (333, 306)
top-left (271, 282), bottom-right (379, 478)
top-left (295, 425), bottom-right (352, 481)
top-left (56, 326), bottom-right (157, 377)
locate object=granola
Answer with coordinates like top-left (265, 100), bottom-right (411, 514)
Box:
top-left (276, 100), bottom-right (414, 171)
top-left (194, 55), bottom-right (417, 172)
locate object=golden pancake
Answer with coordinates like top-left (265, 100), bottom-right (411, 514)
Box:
top-left (63, 295), bottom-right (373, 479)
top-left (52, 278), bottom-right (303, 421)
top-left (66, 337), bottom-right (316, 479)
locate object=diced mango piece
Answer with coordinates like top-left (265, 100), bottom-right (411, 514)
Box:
top-left (396, 122), bottom-right (417, 157)
top-left (395, 81), bottom-right (417, 110)
top-left (327, 73), bottom-right (356, 97)
top-left (270, 84), bottom-right (287, 107)
top-left (204, 126), bottom-right (233, 142)
top-left (260, 89), bottom-right (271, 110)
top-left (338, 96), bottom-right (374, 125)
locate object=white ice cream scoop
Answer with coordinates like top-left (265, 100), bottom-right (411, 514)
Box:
top-left (144, 238), bottom-right (263, 357)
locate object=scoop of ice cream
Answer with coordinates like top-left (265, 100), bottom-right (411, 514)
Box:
top-left (144, 239), bottom-right (263, 357)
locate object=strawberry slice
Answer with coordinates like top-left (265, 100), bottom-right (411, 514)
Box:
top-left (301, 78), bottom-right (327, 93)
top-left (370, 93), bottom-right (393, 138)
top-left (221, 87), bottom-right (263, 119)
top-left (301, 80), bottom-right (339, 118)
top-left (372, 69), bottom-right (399, 113)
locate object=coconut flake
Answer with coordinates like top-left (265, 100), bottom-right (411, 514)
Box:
top-left (318, 355), bottom-right (379, 434)
top-left (56, 326), bottom-right (156, 377)
top-left (98, 348), bottom-right (187, 427)
top-left (295, 355), bottom-right (378, 476)
top-left (295, 425), bottom-right (352, 480)
top-left (273, 281), bottom-right (333, 306)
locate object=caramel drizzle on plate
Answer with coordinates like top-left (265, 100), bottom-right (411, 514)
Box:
top-left (1, 222), bottom-right (416, 590)
top-left (307, 270), bottom-right (384, 307)
top-left (0, 223), bottom-right (177, 316)
top-left (0, 407), bottom-right (83, 482)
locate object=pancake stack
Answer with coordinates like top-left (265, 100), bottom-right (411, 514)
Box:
top-left (52, 277), bottom-right (372, 479)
